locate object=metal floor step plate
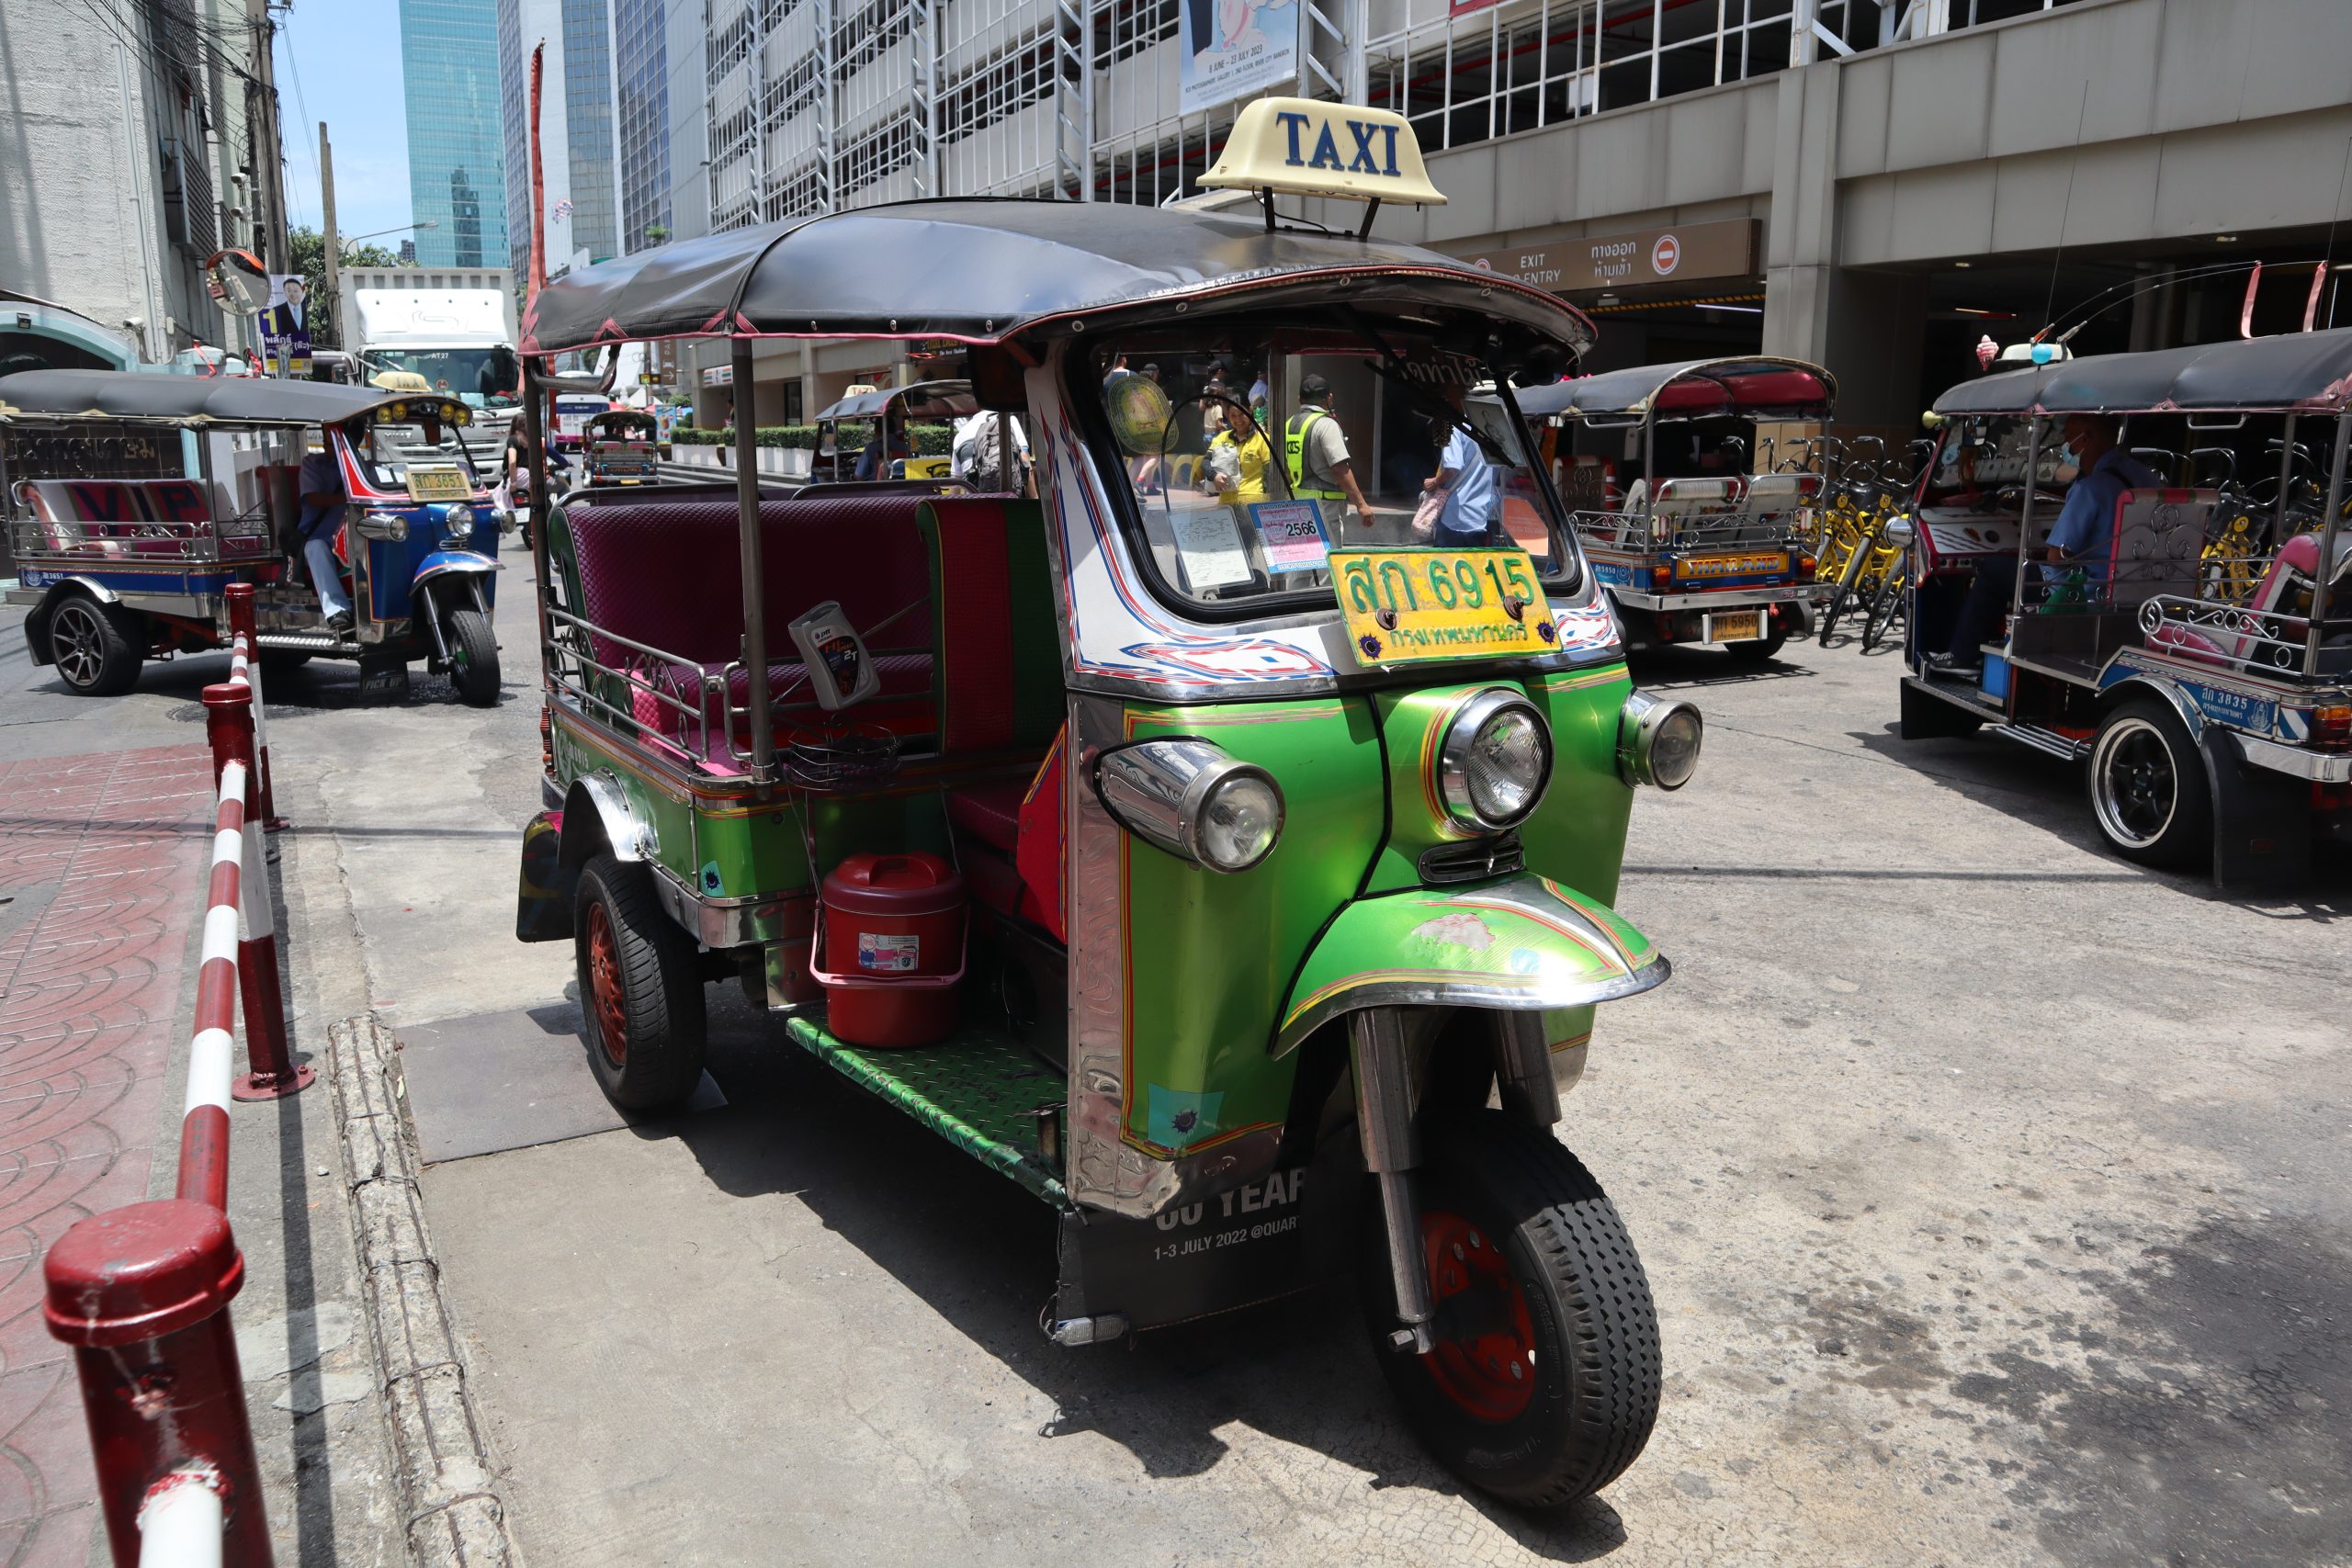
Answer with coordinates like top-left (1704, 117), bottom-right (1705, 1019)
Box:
top-left (783, 1016), bottom-right (1070, 1206)
top-left (1990, 722), bottom-right (2090, 761)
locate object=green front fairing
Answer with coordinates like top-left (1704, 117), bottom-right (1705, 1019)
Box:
top-left (1117, 699), bottom-right (1385, 1155)
top-left (1359, 662), bottom-right (1634, 1051)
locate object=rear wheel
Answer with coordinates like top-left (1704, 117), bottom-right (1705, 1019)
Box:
top-left (574, 853), bottom-right (707, 1111)
top-left (46, 595), bottom-right (144, 695)
top-left (1367, 1110), bottom-right (1660, 1508)
top-left (445, 606), bottom-right (501, 706)
top-left (2086, 700), bottom-right (2211, 869)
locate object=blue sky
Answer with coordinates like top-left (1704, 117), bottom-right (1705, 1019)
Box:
top-left (274, 1), bottom-right (415, 245)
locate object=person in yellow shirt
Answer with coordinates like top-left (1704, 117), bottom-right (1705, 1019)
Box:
top-left (1202, 401), bottom-right (1274, 507)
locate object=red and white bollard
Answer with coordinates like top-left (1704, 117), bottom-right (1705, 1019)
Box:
top-left (43, 1201), bottom-right (273, 1567)
top-left (201, 683), bottom-right (311, 1102)
top-left (221, 585), bottom-right (288, 833)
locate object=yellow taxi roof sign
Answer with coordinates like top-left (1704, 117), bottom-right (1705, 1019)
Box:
top-left (1200, 98), bottom-right (1447, 208)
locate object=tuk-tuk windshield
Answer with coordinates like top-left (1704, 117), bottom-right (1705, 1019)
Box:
top-left (366, 346), bottom-right (522, 409)
top-left (349, 417), bottom-right (483, 495)
top-left (1091, 327), bottom-right (1570, 611)
top-left (1921, 416), bottom-right (2070, 506)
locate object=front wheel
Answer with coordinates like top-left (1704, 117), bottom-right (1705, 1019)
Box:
top-left (574, 854), bottom-right (707, 1111)
top-left (2087, 700), bottom-right (2211, 869)
top-left (46, 595), bottom-right (144, 695)
top-left (445, 606), bottom-right (501, 706)
top-left (1367, 1110), bottom-right (1660, 1508)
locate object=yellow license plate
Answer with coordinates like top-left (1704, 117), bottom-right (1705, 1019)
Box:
top-left (1704, 610), bottom-right (1764, 643)
top-left (1677, 550), bottom-right (1788, 580)
top-left (1332, 548), bottom-right (1555, 665)
top-left (406, 465), bottom-right (472, 502)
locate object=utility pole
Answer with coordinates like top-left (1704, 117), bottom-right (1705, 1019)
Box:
top-left (247, 0), bottom-right (290, 272)
top-left (320, 123), bottom-right (339, 348)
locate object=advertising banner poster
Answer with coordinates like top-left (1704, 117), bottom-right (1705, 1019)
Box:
top-left (254, 274), bottom-right (313, 378)
top-left (1179, 0), bottom-right (1301, 116)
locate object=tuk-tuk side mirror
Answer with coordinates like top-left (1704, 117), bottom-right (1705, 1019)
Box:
top-left (1881, 515), bottom-right (1916, 547)
top-left (969, 346), bottom-right (1027, 412)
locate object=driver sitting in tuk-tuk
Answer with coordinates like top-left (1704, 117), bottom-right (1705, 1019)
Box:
top-left (1928, 413), bottom-right (2159, 676)
top-left (299, 425), bottom-right (356, 634)
top-left (855, 409), bottom-right (910, 480)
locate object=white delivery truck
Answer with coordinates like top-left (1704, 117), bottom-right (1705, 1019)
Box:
top-left (337, 266), bottom-right (522, 470)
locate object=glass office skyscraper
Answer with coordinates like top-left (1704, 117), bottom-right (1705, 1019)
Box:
top-left (400, 0), bottom-right (508, 267)
top-left (611, 0), bottom-right (672, 254)
top-left (496, 0), bottom-right (617, 276)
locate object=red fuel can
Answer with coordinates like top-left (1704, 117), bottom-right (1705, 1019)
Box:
top-left (816, 852), bottom-right (967, 1047)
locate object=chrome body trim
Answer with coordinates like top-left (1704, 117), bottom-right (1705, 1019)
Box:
top-left (2098, 672), bottom-right (2207, 741)
top-left (563, 773), bottom-right (654, 863)
top-left (647, 863), bottom-right (801, 948)
top-left (2236, 733), bottom-right (2352, 783)
top-left (1276, 955), bottom-right (1670, 1061)
top-left (1610, 583), bottom-right (1827, 611)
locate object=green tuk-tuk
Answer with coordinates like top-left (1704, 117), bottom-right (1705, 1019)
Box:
top-left (510, 98), bottom-right (1702, 1508)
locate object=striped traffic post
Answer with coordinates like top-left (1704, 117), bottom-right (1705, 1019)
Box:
top-left (199, 684), bottom-right (311, 1102)
top-left (42, 739), bottom-right (280, 1565)
top-left (220, 586), bottom-right (288, 832)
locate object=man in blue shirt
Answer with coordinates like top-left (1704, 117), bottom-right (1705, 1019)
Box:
top-left (1422, 382), bottom-right (1499, 545)
top-left (1930, 414), bottom-right (2159, 675)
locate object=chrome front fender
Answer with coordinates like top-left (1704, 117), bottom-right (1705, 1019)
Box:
top-left (1272, 874), bottom-right (1668, 1057)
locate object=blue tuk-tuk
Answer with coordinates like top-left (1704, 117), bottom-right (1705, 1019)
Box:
top-left (1, 370), bottom-right (503, 704)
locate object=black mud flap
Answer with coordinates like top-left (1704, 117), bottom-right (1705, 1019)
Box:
top-left (1901, 675), bottom-right (1987, 740)
top-left (1055, 1164), bottom-right (1317, 1336)
top-left (515, 809), bottom-right (576, 942)
top-left (357, 652), bottom-right (412, 702)
top-left (2202, 730), bottom-right (2311, 893)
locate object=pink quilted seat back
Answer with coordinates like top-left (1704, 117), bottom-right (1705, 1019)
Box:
top-left (566, 493), bottom-right (938, 671)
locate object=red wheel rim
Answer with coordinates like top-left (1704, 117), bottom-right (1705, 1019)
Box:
top-left (586, 902), bottom-right (628, 1066)
top-left (1419, 1208), bottom-right (1537, 1422)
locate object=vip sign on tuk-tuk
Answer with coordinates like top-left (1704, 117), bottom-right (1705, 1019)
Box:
top-left (2, 371), bottom-right (503, 704)
top-left (509, 98), bottom-right (1702, 1507)
top-left (582, 408), bottom-right (661, 487)
top-left (811, 379), bottom-right (977, 482)
top-left (1897, 329), bottom-right (2352, 886)
top-left (1517, 358), bottom-right (1834, 660)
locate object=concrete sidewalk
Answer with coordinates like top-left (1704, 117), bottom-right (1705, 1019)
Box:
top-left (0, 627), bottom-right (400, 1567)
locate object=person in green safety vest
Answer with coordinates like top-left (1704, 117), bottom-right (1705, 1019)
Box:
top-left (1283, 373), bottom-right (1372, 529)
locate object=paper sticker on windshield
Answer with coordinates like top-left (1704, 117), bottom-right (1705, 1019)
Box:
top-left (1170, 508), bottom-right (1254, 591)
top-left (1251, 501), bottom-right (1330, 573)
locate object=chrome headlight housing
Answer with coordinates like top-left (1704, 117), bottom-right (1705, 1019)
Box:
top-left (1438, 689), bottom-right (1554, 830)
top-left (1093, 739), bottom-right (1284, 874)
top-left (439, 504), bottom-right (478, 545)
top-left (1618, 690), bottom-right (1702, 789)
top-left (353, 511), bottom-right (408, 542)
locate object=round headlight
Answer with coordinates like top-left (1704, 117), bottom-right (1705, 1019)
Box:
top-left (1439, 690), bottom-right (1554, 830)
top-left (1093, 739), bottom-right (1284, 874)
top-left (442, 504), bottom-right (477, 540)
top-left (1197, 771), bottom-right (1283, 872)
top-left (1618, 690), bottom-right (1703, 790)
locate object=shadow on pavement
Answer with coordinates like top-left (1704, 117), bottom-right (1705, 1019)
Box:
top-left (603, 981), bottom-right (1635, 1562)
top-left (1850, 723), bottom-right (2352, 916)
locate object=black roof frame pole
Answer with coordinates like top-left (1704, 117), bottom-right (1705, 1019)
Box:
top-left (731, 336), bottom-right (775, 790)
top-left (2007, 415), bottom-right (2048, 666)
top-left (523, 358), bottom-right (553, 690)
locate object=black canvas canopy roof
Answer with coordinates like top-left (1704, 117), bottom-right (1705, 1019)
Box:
top-left (1515, 356), bottom-right (1837, 422)
top-left (1933, 328), bottom-right (2352, 417)
top-left (0, 369), bottom-right (432, 428)
top-left (814, 381), bottom-right (977, 423)
top-left (519, 198), bottom-right (1595, 358)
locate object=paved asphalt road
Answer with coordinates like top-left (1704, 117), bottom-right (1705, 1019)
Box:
top-left (11, 551), bottom-right (2346, 1566)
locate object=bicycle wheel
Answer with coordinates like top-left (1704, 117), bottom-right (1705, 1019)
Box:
top-left (1860, 566), bottom-right (1907, 652)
